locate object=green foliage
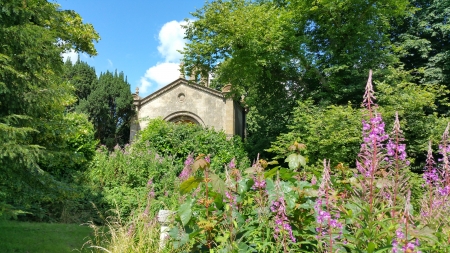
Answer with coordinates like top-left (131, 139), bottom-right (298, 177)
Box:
top-left (77, 70), bottom-right (134, 149)
top-left (0, 0), bottom-right (100, 219)
top-left (135, 118), bottom-right (249, 172)
top-left (171, 157), bottom-right (317, 252)
top-left (86, 144), bottom-right (182, 218)
top-left (38, 112), bottom-right (98, 178)
top-left (391, 0), bottom-right (450, 106)
top-left (64, 58), bottom-right (98, 105)
top-left (182, 0), bottom-right (411, 157)
top-left (269, 69), bottom-right (450, 170)
top-left (269, 100), bottom-right (362, 167)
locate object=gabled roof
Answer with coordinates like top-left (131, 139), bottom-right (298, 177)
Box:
top-left (138, 78), bottom-right (225, 107)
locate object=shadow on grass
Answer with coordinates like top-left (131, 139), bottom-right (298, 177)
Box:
top-left (0, 220), bottom-right (93, 253)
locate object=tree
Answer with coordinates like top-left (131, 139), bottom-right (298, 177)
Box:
top-left (391, 0), bottom-right (450, 112)
top-left (181, 0), bottom-right (410, 156)
top-left (78, 70), bottom-right (134, 149)
top-left (0, 0), bottom-right (99, 217)
top-left (64, 58), bottom-right (98, 107)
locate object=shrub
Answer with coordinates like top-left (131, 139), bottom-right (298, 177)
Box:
top-left (85, 119), bottom-right (249, 219)
top-left (134, 118), bottom-right (249, 173)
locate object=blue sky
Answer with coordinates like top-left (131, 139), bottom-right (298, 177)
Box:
top-left (56, 0), bottom-right (207, 97)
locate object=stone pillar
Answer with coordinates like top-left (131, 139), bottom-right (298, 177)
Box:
top-left (129, 88), bottom-right (141, 142)
top-left (157, 210), bottom-right (175, 249)
top-left (222, 84), bottom-right (234, 138)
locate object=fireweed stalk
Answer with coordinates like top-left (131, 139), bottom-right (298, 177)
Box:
top-left (439, 123), bottom-right (450, 195)
top-left (356, 70), bottom-right (389, 212)
top-left (270, 172), bottom-right (295, 253)
top-left (315, 159), bottom-right (343, 252)
top-left (421, 140), bottom-right (439, 220)
top-left (420, 124), bottom-right (450, 229)
top-left (179, 153), bottom-right (194, 181)
top-left (250, 155), bottom-right (268, 219)
top-left (197, 155), bottom-right (214, 250)
top-left (392, 191), bottom-right (421, 253)
top-left (386, 112), bottom-right (409, 216)
top-left (222, 159), bottom-right (240, 247)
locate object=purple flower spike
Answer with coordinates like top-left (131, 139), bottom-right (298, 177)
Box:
top-left (179, 154), bottom-right (194, 181)
top-left (271, 197), bottom-right (296, 243)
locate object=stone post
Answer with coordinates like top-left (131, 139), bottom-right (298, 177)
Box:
top-left (221, 84), bottom-right (234, 138)
top-left (129, 88), bottom-right (141, 142)
top-left (157, 209), bottom-right (175, 249)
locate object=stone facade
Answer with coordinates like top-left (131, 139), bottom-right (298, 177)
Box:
top-left (129, 78), bottom-right (246, 141)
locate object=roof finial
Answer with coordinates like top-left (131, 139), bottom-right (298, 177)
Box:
top-left (135, 87), bottom-right (139, 96)
top-left (179, 62), bottom-right (185, 79)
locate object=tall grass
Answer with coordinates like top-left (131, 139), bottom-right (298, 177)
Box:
top-left (84, 199), bottom-right (187, 253)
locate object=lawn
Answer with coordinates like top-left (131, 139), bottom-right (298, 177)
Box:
top-left (0, 220), bottom-right (93, 253)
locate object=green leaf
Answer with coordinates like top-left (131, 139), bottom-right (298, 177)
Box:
top-left (209, 173), bottom-right (225, 195)
top-left (367, 242), bottom-right (376, 253)
top-left (192, 158), bottom-right (209, 172)
top-left (178, 198), bottom-right (193, 226)
top-left (180, 176), bottom-right (203, 194)
top-left (264, 167), bottom-right (279, 179)
top-left (285, 153), bottom-right (306, 170)
top-left (279, 168), bottom-right (296, 180)
top-left (209, 190), bottom-right (224, 209)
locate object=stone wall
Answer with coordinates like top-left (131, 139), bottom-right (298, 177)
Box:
top-left (130, 78), bottom-right (245, 141)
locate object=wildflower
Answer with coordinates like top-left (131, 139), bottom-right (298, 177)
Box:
top-left (271, 197), bottom-right (296, 243)
top-left (179, 154), bottom-right (194, 181)
top-left (148, 189), bottom-right (155, 198)
top-left (143, 206), bottom-right (149, 217)
top-left (127, 223), bottom-right (135, 237)
top-left (311, 175), bottom-right (317, 185)
top-left (438, 185), bottom-right (450, 196)
top-left (251, 176), bottom-right (266, 190)
top-left (228, 158), bottom-right (236, 169)
top-left (225, 191), bottom-right (237, 209)
top-left (393, 191), bottom-right (421, 253)
top-left (315, 160), bottom-right (343, 251)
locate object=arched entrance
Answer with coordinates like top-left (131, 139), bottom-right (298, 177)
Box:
top-left (169, 115), bottom-right (199, 125)
top-left (163, 111), bottom-right (205, 127)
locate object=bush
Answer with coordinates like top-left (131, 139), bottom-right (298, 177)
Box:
top-left (85, 119), bottom-right (249, 219)
top-left (134, 119), bottom-right (249, 173)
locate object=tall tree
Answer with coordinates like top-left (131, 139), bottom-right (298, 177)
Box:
top-left (64, 58), bottom-right (98, 106)
top-left (78, 70), bottom-right (134, 149)
top-left (181, 0), bottom-right (410, 156)
top-left (391, 0), bottom-right (450, 112)
top-left (0, 0), bottom-right (99, 216)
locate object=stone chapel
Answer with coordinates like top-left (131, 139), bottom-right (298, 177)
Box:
top-left (129, 77), bottom-right (246, 141)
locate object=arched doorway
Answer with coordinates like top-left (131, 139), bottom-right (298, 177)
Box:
top-left (163, 111), bottom-right (205, 127)
top-left (169, 115), bottom-right (199, 125)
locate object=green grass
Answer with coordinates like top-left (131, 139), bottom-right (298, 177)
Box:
top-left (0, 220), bottom-right (93, 253)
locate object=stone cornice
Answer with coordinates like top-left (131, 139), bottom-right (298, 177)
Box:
top-left (139, 78), bottom-right (224, 107)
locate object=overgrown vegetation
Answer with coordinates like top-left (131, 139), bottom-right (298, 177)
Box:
top-left (84, 119), bottom-right (249, 219)
top-left (2, 0), bottom-right (450, 252)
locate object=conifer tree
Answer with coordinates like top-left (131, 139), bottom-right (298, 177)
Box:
top-left (78, 70), bottom-right (134, 149)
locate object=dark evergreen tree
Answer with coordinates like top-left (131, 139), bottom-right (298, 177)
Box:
top-left (391, 0), bottom-right (450, 113)
top-left (78, 70), bottom-right (134, 149)
top-left (64, 58), bottom-right (97, 106)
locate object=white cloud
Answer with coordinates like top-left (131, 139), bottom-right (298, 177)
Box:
top-left (139, 20), bottom-right (188, 96)
top-left (157, 20), bottom-right (188, 62)
top-left (139, 77), bottom-right (151, 94)
top-left (62, 49), bottom-right (78, 64)
top-left (141, 62), bottom-right (182, 92)
top-left (108, 59), bottom-right (113, 67)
